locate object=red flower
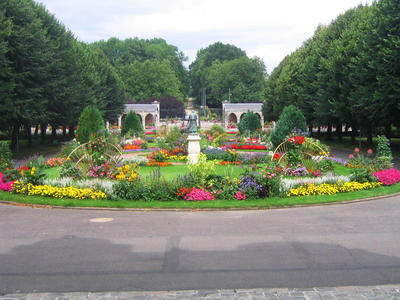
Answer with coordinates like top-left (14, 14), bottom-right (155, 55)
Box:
top-left (273, 152), bottom-right (281, 160)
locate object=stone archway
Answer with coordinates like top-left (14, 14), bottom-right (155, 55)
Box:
top-left (117, 102), bottom-right (160, 130)
top-left (222, 102), bottom-right (264, 128)
top-left (137, 114), bottom-right (143, 126)
top-left (240, 113), bottom-right (246, 121)
top-left (145, 114), bottom-right (154, 127)
top-left (228, 113), bottom-right (237, 124)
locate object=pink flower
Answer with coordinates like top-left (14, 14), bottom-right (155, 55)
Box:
top-left (354, 147), bottom-right (360, 153)
top-left (234, 190), bottom-right (247, 200)
top-left (367, 149), bottom-right (373, 155)
top-left (348, 154), bottom-right (354, 159)
top-left (373, 168), bottom-right (400, 186)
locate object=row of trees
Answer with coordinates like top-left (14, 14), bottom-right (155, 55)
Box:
top-left (263, 0), bottom-right (400, 144)
top-left (92, 37), bottom-right (189, 102)
top-left (0, 0), bottom-right (125, 151)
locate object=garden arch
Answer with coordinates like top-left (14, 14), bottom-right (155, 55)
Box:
top-left (145, 113), bottom-right (154, 126)
top-left (222, 101), bottom-right (264, 128)
top-left (117, 101), bottom-right (160, 130)
top-left (228, 113), bottom-right (238, 124)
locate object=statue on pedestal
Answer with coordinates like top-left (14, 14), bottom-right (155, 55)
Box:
top-left (188, 110), bottom-right (198, 135)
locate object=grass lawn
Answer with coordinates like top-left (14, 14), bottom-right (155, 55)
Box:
top-left (1, 183), bottom-right (399, 209)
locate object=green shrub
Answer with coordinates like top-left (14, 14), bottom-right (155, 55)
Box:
top-left (76, 105), bottom-right (106, 143)
top-left (238, 111), bottom-right (262, 135)
top-left (350, 168), bottom-right (377, 183)
top-left (271, 105), bottom-right (307, 147)
top-left (121, 111), bottom-right (143, 137)
top-left (187, 153), bottom-right (218, 184)
top-left (210, 124), bottom-right (225, 135)
top-left (376, 135), bottom-right (392, 159)
top-left (0, 141), bottom-right (12, 172)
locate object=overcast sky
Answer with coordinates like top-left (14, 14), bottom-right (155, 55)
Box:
top-left (37, 0), bottom-right (371, 73)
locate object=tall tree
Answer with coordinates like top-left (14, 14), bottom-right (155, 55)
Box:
top-left (189, 42), bottom-right (247, 104)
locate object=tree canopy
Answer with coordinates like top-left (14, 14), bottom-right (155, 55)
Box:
top-left (263, 1), bottom-right (400, 144)
top-left (189, 42), bottom-right (266, 107)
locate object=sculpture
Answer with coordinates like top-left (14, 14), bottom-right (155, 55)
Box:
top-left (188, 110), bottom-right (198, 135)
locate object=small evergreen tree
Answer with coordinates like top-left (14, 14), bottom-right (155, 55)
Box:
top-left (121, 111), bottom-right (143, 136)
top-left (238, 111), bottom-right (262, 135)
top-left (75, 105), bottom-right (105, 143)
top-left (271, 105), bottom-right (307, 147)
top-left (376, 135), bottom-right (392, 159)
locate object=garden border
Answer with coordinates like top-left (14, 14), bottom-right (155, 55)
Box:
top-left (1, 191), bottom-right (400, 212)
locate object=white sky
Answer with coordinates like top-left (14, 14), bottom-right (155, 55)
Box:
top-left (37, 0), bottom-right (372, 73)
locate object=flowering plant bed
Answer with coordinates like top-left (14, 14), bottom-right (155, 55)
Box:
top-left (231, 144), bottom-right (267, 150)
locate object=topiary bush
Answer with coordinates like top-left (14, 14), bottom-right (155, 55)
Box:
top-left (271, 105), bottom-right (307, 147)
top-left (121, 111), bottom-right (143, 137)
top-left (75, 105), bottom-right (106, 143)
top-left (238, 111), bottom-right (262, 135)
top-left (376, 135), bottom-right (392, 159)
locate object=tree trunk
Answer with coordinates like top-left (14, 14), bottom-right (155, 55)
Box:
top-left (367, 125), bottom-right (373, 146)
top-left (336, 122), bottom-right (342, 142)
top-left (69, 125), bottom-right (75, 138)
top-left (385, 123), bottom-right (391, 140)
top-left (26, 124), bottom-right (32, 147)
top-left (11, 123), bottom-right (20, 152)
top-left (351, 122), bottom-right (357, 145)
top-left (34, 125), bottom-right (39, 136)
top-left (327, 124), bottom-right (332, 140)
top-left (51, 124), bottom-right (57, 144)
top-left (308, 124), bottom-right (313, 138)
top-left (40, 123), bottom-right (47, 145)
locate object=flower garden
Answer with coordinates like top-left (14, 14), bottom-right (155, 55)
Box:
top-left (0, 107), bottom-right (400, 208)
top-left (0, 114), bottom-right (399, 209)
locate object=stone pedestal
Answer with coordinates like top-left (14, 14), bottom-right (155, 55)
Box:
top-left (187, 134), bottom-right (201, 164)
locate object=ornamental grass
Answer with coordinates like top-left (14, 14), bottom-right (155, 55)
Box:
top-left (12, 181), bottom-right (107, 200)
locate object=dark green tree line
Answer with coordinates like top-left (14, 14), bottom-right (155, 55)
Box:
top-left (263, 0), bottom-right (400, 144)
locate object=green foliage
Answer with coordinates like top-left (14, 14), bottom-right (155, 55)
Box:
top-left (59, 159), bottom-right (81, 179)
top-left (264, 2), bottom-right (400, 144)
top-left (206, 57), bottom-right (266, 107)
top-left (112, 174), bottom-right (178, 202)
top-left (210, 124), bottom-right (225, 135)
top-left (317, 158), bottom-right (335, 172)
top-left (187, 153), bottom-right (218, 184)
top-left (376, 135), bottom-right (392, 158)
top-left (121, 111), bottom-right (143, 136)
top-left (0, 141), bottom-right (11, 166)
top-left (271, 105), bottom-right (307, 147)
top-left (238, 111), bottom-right (262, 135)
top-left (350, 168), bottom-right (377, 183)
top-left (75, 105), bottom-right (106, 143)
top-left (123, 59), bottom-right (184, 101)
top-left (189, 42), bottom-right (265, 107)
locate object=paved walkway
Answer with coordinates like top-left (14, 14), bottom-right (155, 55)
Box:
top-left (2, 284), bottom-right (400, 299)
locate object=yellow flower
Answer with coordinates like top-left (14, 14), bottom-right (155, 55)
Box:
top-left (31, 167), bottom-right (36, 175)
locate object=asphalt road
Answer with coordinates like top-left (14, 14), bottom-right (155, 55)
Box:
top-left (1, 196), bottom-right (400, 294)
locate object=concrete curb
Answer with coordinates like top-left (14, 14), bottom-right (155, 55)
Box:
top-left (1, 191), bottom-right (400, 212)
top-left (1, 284), bottom-right (400, 299)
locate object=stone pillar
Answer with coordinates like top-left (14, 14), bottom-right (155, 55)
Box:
top-left (187, 134), bottom-right (201, 164)
top-left (117, 115), bottom-right (122, 128)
